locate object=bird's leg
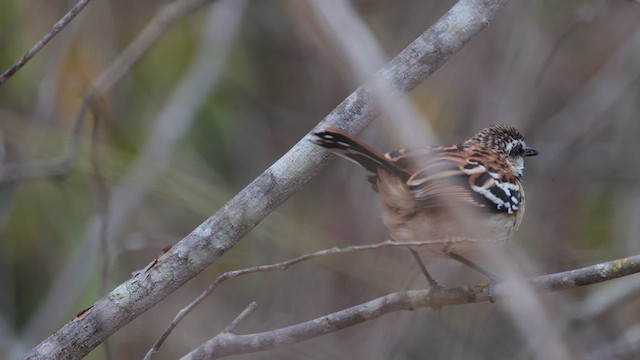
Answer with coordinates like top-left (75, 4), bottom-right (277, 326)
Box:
top-left (408, 248), bottom-right (442, 289)
top-left (447, 251), bottom-right (501, 302)
top-left (447, 251), bottom-right (499, 280)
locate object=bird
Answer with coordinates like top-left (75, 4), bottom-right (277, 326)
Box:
top-left (311, 124), bottom-right (538, 289)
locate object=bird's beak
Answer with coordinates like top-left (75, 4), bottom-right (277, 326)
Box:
top-left (523, 147), bottom-right (539, 157)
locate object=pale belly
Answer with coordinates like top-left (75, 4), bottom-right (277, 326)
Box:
top-left (382, 207), bottom-right (518, 258)
top-left (375, 170), bottom-right (523, 259)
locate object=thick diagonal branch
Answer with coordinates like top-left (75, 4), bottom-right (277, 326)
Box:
top-left (22, 1), bottom-right (509, 359)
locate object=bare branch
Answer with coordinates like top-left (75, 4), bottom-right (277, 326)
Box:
top-left (22, 1), bottom-right (509, 358)
top-left (0, 0), bottom-right (94, 86)
top-left (181, 254), bottom-right (640, 359)
top-left (151, 241), bottom-right (640, 357)
top-left (305, 0), bottom-right (438, 146)
top-left (183, 290), bottom-right (439, 360)
top-left (222, 302), bottom-right (258, 334)
top-left (145, 301), bottom-right (257, 360)
top-left (145, 239), bottom-right (478, 355)
top-left (531, 256), bottom-right (640, 291)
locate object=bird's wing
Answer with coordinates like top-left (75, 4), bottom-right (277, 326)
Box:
top-left (390, 145), bottom-right (523, 214)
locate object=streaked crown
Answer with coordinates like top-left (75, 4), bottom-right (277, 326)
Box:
top-left (465, 124), bottom-right (538, 178)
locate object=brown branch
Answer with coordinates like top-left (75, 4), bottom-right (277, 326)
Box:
top-left (181, 255), bottom-right (640, 359)
top-left (0, 0), bottom-right (94, 86)
top-left (22, 1), bottom-right (510, 358)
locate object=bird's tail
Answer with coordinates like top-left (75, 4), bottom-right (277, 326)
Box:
top-left (311, 127), bottom-right (408, 180)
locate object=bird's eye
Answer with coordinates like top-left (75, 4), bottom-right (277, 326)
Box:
top-left (509, 143), bottom-right (523, 157)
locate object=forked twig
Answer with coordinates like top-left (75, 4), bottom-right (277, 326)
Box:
top-left (145, 239), bottom-right (462, 356)
top-left (184, 254), bottom-right (640, 359)
top-left (150, 239), bottom-right (640, 359)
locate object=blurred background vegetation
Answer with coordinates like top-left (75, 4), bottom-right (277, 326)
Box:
top-left (1, 0), bottom-right (640, 359)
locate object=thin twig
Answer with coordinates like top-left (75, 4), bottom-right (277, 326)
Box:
top-left (222, 302), bottom-right (257, 334)
top-left (145, 239), bottom-right (477, 356)
top-left (0, 0), bottom-right (94, 86)
top-left (0, 0), bottom-right (220, 185)
top-left (181, 254), bottom-right (640, 359)
top-left (145, 301), bottom-right (257, 360)
top-left (152, 241), bottom-right (640, 357)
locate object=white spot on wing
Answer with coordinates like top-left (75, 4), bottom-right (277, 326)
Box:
top-left (472, 185), bottom-right (507, 212)
top-left (472, 180), bottom-right (520, 214)
top-left (463, 163), bottom-right (486, 175)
